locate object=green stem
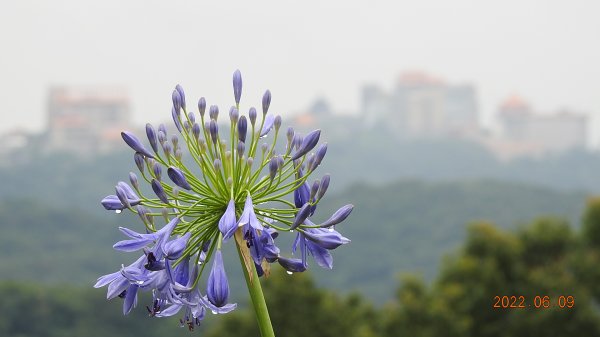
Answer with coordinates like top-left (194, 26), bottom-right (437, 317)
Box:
top-left (235, 241), bottom-right (276, 337)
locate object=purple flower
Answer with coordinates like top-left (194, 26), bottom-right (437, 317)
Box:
top-left (121, 131), bottom-right (154, 158)
top-left (238, 194), bottom-right (263, 231)
top-left (219, 199), bottom-right (238, 241)
top-left (206, 250), bottom-right (230, 308)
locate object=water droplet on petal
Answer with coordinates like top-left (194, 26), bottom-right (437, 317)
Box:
top-left (289, 230), bottom-right (294, 233)
top-left (286, 271), bottom-right (293, 275)
top-left (328, 226), bottom-right (334, 232)
top-left (115, 209), bottom-right (122, 214)
top-left (211, 310), bottom-right (217, 315)
top-left (136, 280), bottom-right (144, 285)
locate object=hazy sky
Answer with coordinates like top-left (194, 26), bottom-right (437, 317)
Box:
top-left (2, 1), bottom-right (600, 143)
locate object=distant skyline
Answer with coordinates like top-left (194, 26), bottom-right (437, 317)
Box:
top-left (2, 1), bottom-right (600, 144)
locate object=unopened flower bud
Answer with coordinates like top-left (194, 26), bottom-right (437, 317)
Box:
top-left (188, 112), bottom-right (196, 124)
top-left (233, 70), bottom-right (242, 105)
top-left (317, 174), bottom-right (330, 200)
top-left (171, 135), bottom-right (179, 148)
top-left (209, 105), bottom-right (219, 121)
top-left (198, 97), bottom-right (206, 118)
top-left (312, 143), bottom-right (328, 169)
top-left (318, 204), bottom-right (354, 228)
top-left (151, 179), bottom-right (169, 204)
top-left (310, 180), bottom-right (320, 201)
top-left (172, 89), bottom-right (182, 114)
top-left (229, 106), bottom-right (239, 123)
top-left (274, 115), bottom-right (282, 131)
top-left (129, 172), bottom-right (139, 190)
top-left (192, 123), bottom-right (201, 140)
top-left (290, 203), bottom-right (312, 230)
top-left (291, 129), bottom-right (321, 160)
top-left (161, 207), bottom-right (170, 220)
top-left (209, 120), bottom-right (219, 144)
top-left (262, 90), bottom-right (271, 115)
top-left (237, 141), bottom-right (245, 158)
top-left (157, 130), bottom-right (166, 145)
top-left (158, 124), bottom-right (167, 138)
top-left (238, 116), bottom-right (248, 142)
top-left (136, 205), bottom-right (150, 224)
top-left (213, 159), bottom-right (222, 172)
top-left (269, 157), bottom-right (278, 181)
top-left (175, 84), bottom-right (186, 110)
top-left (183, 120), bottom-right (190, 133)
top-left (162, 142), bottom-right (172, 158)
top-left (249, 107), bottom-right (257, 126)
top-left (146, 124), bottom-right (158, 153)
top-left (172, 107), bottom-right (182, 133)
top-left (247, 157), bottom-right (254, 169)
top-left (261, 143), bottom-right (269, 155)
top-left (121, 131), bottom-right (154, 158)
top-left (172, 186), bottom-right (180, 199)
top-left (134, 152), bottom-right (144, 173)
top-left (175, 148), bottom-right (183, 161)
top-left (153, 162), bottom-right (162, 181)
top-left (115, 185), bottom-right (131, 209)
top-left (167, 166), bottom-right (192, 190)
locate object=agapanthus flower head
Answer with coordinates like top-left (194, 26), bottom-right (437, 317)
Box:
top-left (96, 70), bottom-right (352, 330)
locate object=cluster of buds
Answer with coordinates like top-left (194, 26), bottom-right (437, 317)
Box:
top-left (95, 70), bottom-right (353, 330)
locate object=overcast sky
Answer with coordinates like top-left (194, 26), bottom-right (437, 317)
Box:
top-left (2, 1), bottom-right (600, 143)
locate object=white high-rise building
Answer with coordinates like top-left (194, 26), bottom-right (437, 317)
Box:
top-left (362, 71), bottom-right (479, 139)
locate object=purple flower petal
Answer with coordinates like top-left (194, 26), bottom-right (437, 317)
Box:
top-left (260, 114), bottom-right (275, 137)
top-left (277, 256), bottom-right (306, 273)
top-left (219, 199), bottom-right (238, 242)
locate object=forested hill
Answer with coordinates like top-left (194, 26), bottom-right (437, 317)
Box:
top-left (0, 179), bottom-right (587, 303)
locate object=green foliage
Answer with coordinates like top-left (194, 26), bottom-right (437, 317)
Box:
top-left (382, 207), bottom-right (600, 337)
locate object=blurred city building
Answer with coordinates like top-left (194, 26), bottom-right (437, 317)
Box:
top-left (362, 71), bottom-right (480, 139)
top-left (484, 95), bottom-right (588, 159)
top-left (45, 86), bottom-right (132, 155)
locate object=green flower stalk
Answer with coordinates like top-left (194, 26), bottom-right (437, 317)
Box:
top-left (95, 70), bottom-right (353, 334)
